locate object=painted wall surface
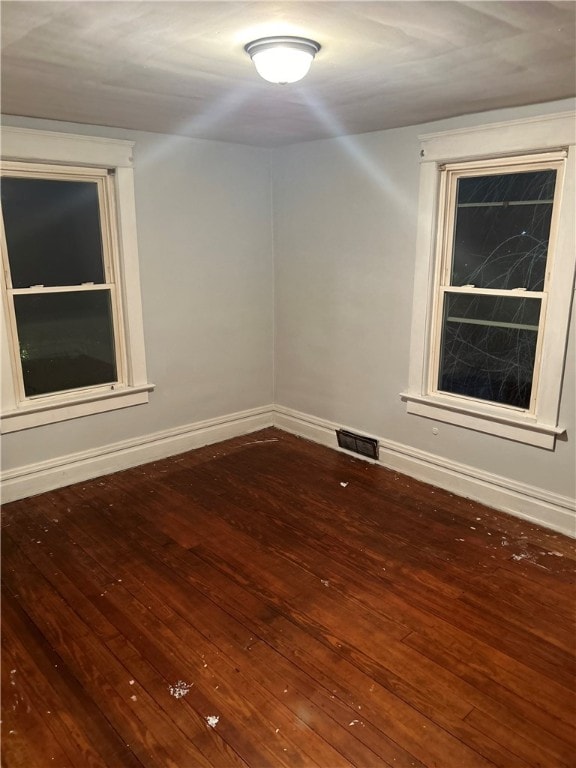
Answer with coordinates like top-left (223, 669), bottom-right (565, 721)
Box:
top-left (273, 99), bottom-right (576, 499)
top-left (1, 116), bottom-right (274, 471)
top-left (2, 100), bottom-right (574, 512)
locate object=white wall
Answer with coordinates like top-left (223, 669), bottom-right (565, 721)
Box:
top-left (2, 102), bottom-right (575, 534)
top-left (273, 100), bottom-right (576, 523)
top-left (1, 116), bottom-right (274, 474)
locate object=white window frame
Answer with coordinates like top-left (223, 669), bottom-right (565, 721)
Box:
top-left (1, 127), bottom-right (154, 433)
top-left (402, 112), bottom-right (576, 449)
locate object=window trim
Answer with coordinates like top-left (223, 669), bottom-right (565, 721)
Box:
top-left (429, 153), bottom-right (564, 416)
top-left (2, 162), bottom-right (127, 403)
top-left (401, 112), bottom-right (576, 449)
top-left (1, 127), bottom-right (154, 433)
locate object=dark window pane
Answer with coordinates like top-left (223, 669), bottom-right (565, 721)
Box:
top-left (1, 177), bottom-right (105, 288)
top-left (451, 170), bottom-right (556, 291)
top-left (456, 171), bottom-right (556, 205)
top-left (438, 293), bottom-right (541, 409)
top-left (14, 290), bottom-right (117, 396)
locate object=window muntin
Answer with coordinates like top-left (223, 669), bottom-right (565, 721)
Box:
top-left (1, 163), bottom-right (125, 402)
top-left (430, 156), bottom-right (563, 415)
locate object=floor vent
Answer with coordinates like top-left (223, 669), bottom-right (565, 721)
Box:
top-left (336, 429), bottom-right (379, 460)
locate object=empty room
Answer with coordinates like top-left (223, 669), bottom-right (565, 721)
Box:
top-left (1, 2), bottom-right (575, 766)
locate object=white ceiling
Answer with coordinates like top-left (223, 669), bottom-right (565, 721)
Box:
top-left (2, 1), bottom-right (575, 147)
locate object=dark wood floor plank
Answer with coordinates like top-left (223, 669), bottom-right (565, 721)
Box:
top-left (1, 638), bottom-right (74, 768)
top-left (472, 563), bottom-right (575, 618)
top-left (403, 630), bottom-right (575, 764)
top-left (464, 706), bottom-right (568, 768)
top-left (128, 460), bottom-right (572, 748)
top-left (19, 484), bottom-right (358, 768)
top-left (1, 535), bottom-right (218, 768)
top-left (222, 444), bottom-right (575, 587)
top-left (266, 439), bottom-right (576, 583)
top-left (1, 593), bottom-right (145, 768)
top-left (2, 427), bottom-right (575, 768)
top-left (5, 507), bottom-right (271, 768)
top-left (460, 580), bottom-right (576, 654)
top-left (177, 484), bottom-right (574, 758)
top-left (166, 445), bottom-right (575, 657)
top-left (391, 573), bottom-right (575, 688)
top-left (400, 616), bottom-right (575, 729)
top-left (63, 484), bottom-right (494, 767)
top-left (71, 452), bottom-right (576, 764)
top-left (263, 614), bottom-right (497, 768)
top-left (157, 459), bottom-right (467, 604)
top-left (85, 501), bottom-right (495, 767)
top-left (175, 483), bottom-right (574, 724)
top-left (53, 497), bottom-right (404, 767)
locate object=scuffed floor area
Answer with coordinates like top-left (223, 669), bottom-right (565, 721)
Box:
top-left (2, 428), bottom-right (575, 767)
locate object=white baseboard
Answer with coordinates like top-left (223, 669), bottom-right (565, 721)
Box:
top-left (1, 405), bottom-right (274, 503)
top-left (3, 402), bottom-right (574, 538)
top-left (273, 405), bottom-right (576, 538)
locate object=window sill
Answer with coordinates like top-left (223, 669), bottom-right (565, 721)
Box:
top-left (1, 383), bottom-right (155, 433)
top-left (400, 392), bottom-right (564, 449)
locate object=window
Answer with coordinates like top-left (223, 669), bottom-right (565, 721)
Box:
top-left (432, 155), bottom-right (562, 410)
top-left (403, 113), bottom-right (576, 449)
top-left (1, 128), bottom-right (153, 432)
top-left (3, 165), bottom-right (122, 398)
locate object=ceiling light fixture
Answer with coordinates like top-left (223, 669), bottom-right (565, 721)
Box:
top-left (244, 36), bottom-right (321, 84)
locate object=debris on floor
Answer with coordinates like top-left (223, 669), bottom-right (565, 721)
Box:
top-left (168, 681), bottom-right (193, 699)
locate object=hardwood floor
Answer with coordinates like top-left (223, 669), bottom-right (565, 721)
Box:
top-left (2, 427), bottom-right (575, 768)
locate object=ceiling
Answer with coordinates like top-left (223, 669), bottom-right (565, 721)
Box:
top-left (1, 1), bottom-right (575, 147)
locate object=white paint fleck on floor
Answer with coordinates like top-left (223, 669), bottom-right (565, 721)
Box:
top-left (169, 681), bottom-right (193, 699)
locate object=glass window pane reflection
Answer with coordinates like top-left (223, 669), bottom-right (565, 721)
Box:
top-left (451, 170), bottom-right (556, 291)
top-left (438, 293), bottom-right (541, 409)
top-left (1, 177), bottom-right (105, 288)
top-left (14, 290), bottom-right (117, 396)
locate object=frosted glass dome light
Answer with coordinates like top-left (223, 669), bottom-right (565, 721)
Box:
top-left (245, 36), bottom-right (321, 84)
